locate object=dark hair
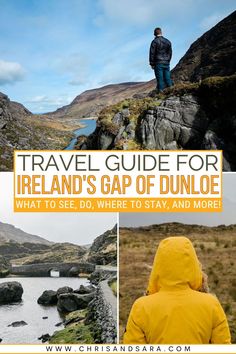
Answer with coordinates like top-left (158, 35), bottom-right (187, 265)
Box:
top-left (154, 27), bottom-right (162, 36)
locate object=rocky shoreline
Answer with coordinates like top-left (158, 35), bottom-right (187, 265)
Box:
top-left (0, 270), bottom-right (117, 344)
top-left (49, 269), bottom-right (117, 344)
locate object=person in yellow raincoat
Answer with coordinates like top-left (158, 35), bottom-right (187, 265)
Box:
top-left (123, 236), bottom-right (231, 344)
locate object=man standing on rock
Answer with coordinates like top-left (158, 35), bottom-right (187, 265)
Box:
top-left (149, 27), bottom-right (173, 93)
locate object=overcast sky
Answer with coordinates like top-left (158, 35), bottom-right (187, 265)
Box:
top-left (0, 173), bottom-right (117, 244)
top-left (0, 0), bottom-right (235, 113)
top-left (120, 173), bottom-right (236, 227)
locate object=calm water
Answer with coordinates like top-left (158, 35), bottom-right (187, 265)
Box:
top-left (0, 277), bottom-right (89, 344)
top-left (66, 119), bottom-right (96, 150)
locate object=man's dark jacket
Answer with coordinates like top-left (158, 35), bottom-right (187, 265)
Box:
top-left (149, 36), bottom-right (172, 66)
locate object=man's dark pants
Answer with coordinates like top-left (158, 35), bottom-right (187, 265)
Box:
top-left (154, 63), bottom-right (172, 92)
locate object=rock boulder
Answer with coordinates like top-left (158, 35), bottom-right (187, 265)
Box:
top-left (56, 286), bottom-right (73, 297)
top-left (57, 292), bottom-right (95, 312)
top-left (74, 284), bottom-right (95, 294)
top-left (37, 290), bottom-right (57, 305)
top-left (8, 321), bottom-right (27, 327)
top-left (140, 95), bottom-right (209, 150)
top-left (0, 281), bottom-right (23, 304)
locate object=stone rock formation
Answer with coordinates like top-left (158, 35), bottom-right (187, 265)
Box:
top-left (74, 284), bottom-right (95, 295)
top-left (37, 290), bottom-right (58, 305)
top-left (38, 334), bottom-right (51, 343)
top-left (0, 93), bottom-right (70, 171)
top-left (57, 292), bottom-right (95, 312)
top-left (85, 225), bottom-right (117, 266)
top-left (0, 255), bottom-right (10, 277)
top-left (0, 281), bottom-right (23, 304)
top-left (56, 286), bottom-right (73, 297)
top-left (80, 75), bottom-right (236, 171)
top-left (172, 11), bottom-right (236, 82)
top-left (140, 95), bottom-right (209, 150)
top-left (8, 321), bottom-right (27, 327)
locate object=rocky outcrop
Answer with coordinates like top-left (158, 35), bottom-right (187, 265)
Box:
top-left (0, 281), bottom-right (23, 304)
top-left (80, 75), bottom-right (236, 171)
top-left (141, 94), bottom-right (208, 150)
top-left (52, 277), bottom-right (117, 343)
top-left (57, 292), bottom-right (95, 313)
top-left (0, 92), bottom-right (40, 170)
top-left (49, 272), bottom-right (117, 344)
top-left (140, 77), bottom-right (236, 171)
top-left (172, 11), bottom-right (236, 82)
top-left (9, 101), bottom-right (31, 120)
top-left (89, 269), bottom-right (117, 286)
top-left (0, 93), bottom-right (12, 129)
top-left (37, 285), bottom-right (95, 311)
top-left (85, 225), bottom-right (117, 266)
top-left (0, 93), bottom-right (71, 171)
top-left (0, 255), bottom-right (10, 277)
top-left (37, 290), bottom-right (58, 305)
top-left (76, 108), bottom-right (133, 151)
top-left (56, 286), bottom-right (73, 297)
top-left (74, 284), bottom-right (95, 294)
top-left (38, 334), bottom-right (50, 343)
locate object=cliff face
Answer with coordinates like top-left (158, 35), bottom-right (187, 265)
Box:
top-left (85, 225), bottom-right (117, 266)
top-left (77, 75), bottom-right (236, 171)
top-left (172, 11), bottom-right (236, 82)
top-left (0, 255), bottom-right (10, 277)
top-left (0, 93), bottom-right (72, 170)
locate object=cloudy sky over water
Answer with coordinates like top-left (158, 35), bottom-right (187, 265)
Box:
top-left (0, 0), bottom-right (235, 113)
top-left (0, 173), bottom-right (117, 244)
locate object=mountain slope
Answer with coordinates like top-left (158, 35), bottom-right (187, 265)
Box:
top-left (0, 223), bottom-right (116, 267)
top-left (172, 10), bottom-right (236, 82)
top-left (9, 242), bottom-right (87, 265)
top-left (8, 100), bottom-right (32, 120)
top-left (0, 221), bottom-right (52, 245)
top-left (47, 82), bottom-right (153, 119)
top-left (0, 93), bottom-right (72, 171)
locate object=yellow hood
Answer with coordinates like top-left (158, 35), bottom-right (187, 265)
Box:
top-left (147, 236), bottom-right (202, 294)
